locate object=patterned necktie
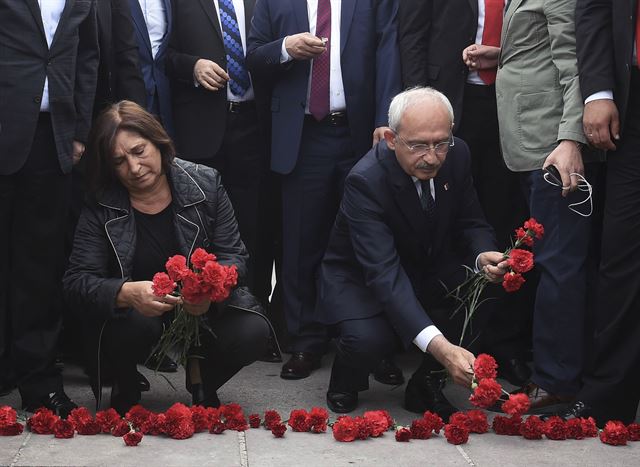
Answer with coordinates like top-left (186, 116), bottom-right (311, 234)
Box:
top-left (420, 180), bottom-right (436, 228)
top-left (479, 0), bottom-right (504, 85)
top-left (309, 0), bottom-right (331, 121)
top-left (219, 0), bottom-right (250, 96)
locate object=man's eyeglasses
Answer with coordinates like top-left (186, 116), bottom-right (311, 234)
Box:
top-left (394, 132), bottom-right (454, 157)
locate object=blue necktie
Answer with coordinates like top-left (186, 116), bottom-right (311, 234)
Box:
top-left (219, 0), bottom-right (250, 96)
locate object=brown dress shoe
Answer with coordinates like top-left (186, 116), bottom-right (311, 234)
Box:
top-left (514, 382), bottom-right (574, 414)
top-left (280, 352), bottom-right (321, 380)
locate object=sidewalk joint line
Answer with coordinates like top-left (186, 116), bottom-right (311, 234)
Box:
top-left (238, 430), bottom-right (249, 467)
top-left (455, 445), bottom-right (476, 466)
top-left (10, 431), bottom-right (32, 467)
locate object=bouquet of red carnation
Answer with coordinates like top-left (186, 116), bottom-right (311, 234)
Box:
top-left (448, 218), bottom-right (544, 344)
top-left (149, 248), bottom-right (238, 367)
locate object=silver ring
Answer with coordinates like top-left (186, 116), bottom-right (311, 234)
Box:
top-left (588, 133), bottom-right (593, 137)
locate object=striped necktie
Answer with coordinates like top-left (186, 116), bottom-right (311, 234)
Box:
top-left (219, 0), bottom-right (251, 96)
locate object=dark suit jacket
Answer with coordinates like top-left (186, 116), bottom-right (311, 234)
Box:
top-left (129, 0), bottom-right (174, 135)
top-left (316, 139), bottom-right (497, 346)
top-left (166, 0), bottom-right (259, 160)
top-left (246, 0), bottom-right (402, 175)
top-left (0, 0), bottom-right (99, 175)
top-left (94, 0), bottom-right (147, 115)
top-left (398, 0), bottom-right (478, 128)
top-left (576, 0), bottom-right (634, 131)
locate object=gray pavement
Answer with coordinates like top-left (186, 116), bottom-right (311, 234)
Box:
top-left (1, 350), bottom-right (639, 466)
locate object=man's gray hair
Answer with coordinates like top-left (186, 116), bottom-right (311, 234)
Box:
top-left (388, 87), bottom-right (455, 131)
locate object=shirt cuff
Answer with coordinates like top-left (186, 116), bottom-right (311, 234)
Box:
top-left (280, 36), bottom-right (292, 63)
top-left (474, 253), bottom-right (483, 273)
top-left (413, 325), bottom-right (443, 353)
top-left (585, 90), bottom-right (613, 104)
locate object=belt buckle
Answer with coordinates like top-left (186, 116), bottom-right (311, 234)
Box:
top-left (328, 111), bottom-right (344, 126)
top-left (228, 101), bottom-right (240, 113)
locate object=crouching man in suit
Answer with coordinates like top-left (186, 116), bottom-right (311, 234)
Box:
top-left (318, 87), bottom-right (508, 417)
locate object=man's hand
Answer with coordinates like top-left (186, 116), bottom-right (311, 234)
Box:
top-left (543, 140), bottom-right (584, 196)
top-left (372, 126), bottom-right (389, 146)
top-left (285, 33), bottom-right (326, 60)
top-left (116, 281), bottom-right (181, 317)
top-left (183, 299), bottom-right (210, 316)
top-left (477, 251), bottom-right (508, 283)
top-left (462, 44), bottom-right (500, 71)
top-left (72, 141), bottom-right (85, 165)
top-left (583, 99), bottom-right (620, 151)
top-left (427, 335), bottom-right (475, 387)
top-left (193, 59), bottom-right (229, 92)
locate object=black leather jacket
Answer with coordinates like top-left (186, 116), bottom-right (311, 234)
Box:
top-left (63, 158), bottom-right (248, 324)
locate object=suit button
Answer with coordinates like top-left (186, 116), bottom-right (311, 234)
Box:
top-left (34, 96), bottom-right (41, 103)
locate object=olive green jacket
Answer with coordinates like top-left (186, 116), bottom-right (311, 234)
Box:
top-left (496, 0), bottom-right (587, 172)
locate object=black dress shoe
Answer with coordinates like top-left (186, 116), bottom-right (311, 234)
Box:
top-left (258, 333), bottom-right (283, 363)
top-left (191, 384), bottom-right (221, 408)
top-left (498, 357), bottom-right (532, 387)
top-left (23, 391), bottom-right (78, 419)
top-left (540, 400), bottom-right (593, 422)
top-left (145, 353), bottom-right (178, 373)
top-left (327, 391), bottom-right (358, 414)
top-left (373, 358), bottom-right (405, 386)
top-left (404, 372), bottom-right (457, 421)
top-left (280, 352), bottom-right (321, 380)
top-left (137, 371), bottom-right (151, 392)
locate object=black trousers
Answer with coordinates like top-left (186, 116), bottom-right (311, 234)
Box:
top-left (281, 118), bottom-right (356, 353)
top-left (196, 106), bottom-right (272, 306)
top-left (99, 305), bottom-right (270, 406)
top-left (579, 70), bottom-right (640, 424)
top-left (0, 114), bottom-right (71, 402)
top-left (456, 84), bottom-right (532, 363)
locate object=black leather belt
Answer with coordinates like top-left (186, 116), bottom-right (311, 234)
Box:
top-left (464, 82), bottom-right (496, 98)
top-left (305, 111), bottom-right (348, 126)
top-left (227, 100), bottom-right (255, 113)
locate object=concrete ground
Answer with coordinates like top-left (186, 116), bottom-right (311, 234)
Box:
top-left (1, 350), bottom-right (639, 466)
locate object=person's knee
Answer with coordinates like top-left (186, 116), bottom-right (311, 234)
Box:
top-left (337, 330), bottom-right (391, 370)
top-left (230, 314), bottom-right (270, 366)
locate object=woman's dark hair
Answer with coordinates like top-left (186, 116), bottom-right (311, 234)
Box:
top-left (85, 100), bottom-right (175, 198)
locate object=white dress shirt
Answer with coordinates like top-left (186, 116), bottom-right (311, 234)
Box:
top-left (467, 0), bottom-right (505, 86)
top-left (212, 0), bottom-right (254, 101)
top-left (138, 0), bottom-right (167, 60)
top-left (38, 0), bottom-right (66, 112)
top-left (280, 0), bottom-right (346, 113)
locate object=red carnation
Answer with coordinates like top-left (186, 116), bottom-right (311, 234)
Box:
top-left (164, 403), bottom-right (195, 440)
top-left (165, 255), bottom-right (189, 282)
top-left (444, 423), bottom-right (469, 445)
top-left (501, 393), bottom-right (530, 417)
top-left (354, 416), bottom-right (373, 440)
top-left (520, 416), bottom-right (544, 440)
top-left (410, 418), bottom-right (434, 439)
top-left (151, 272), bottom-right (175, 297)
top-left (202, 261), bottom-right (225, 293)
top-left (112, 419), bottom-right (131, 437)
top-left (565, 418), bottom-right (585, 440)
top-left (76, 419), bottom-right (101, 436)
top-left (332, 416), bottom-right (358, 442)
top-left (149, 413), bottom-right (166, 435)
top-left (191, 248), bottom-right (216, 270)
top-left (627, 423), bottom-right (640, 441)
top-left (514, 227), bottom-right (534, 247)
top-left (580, 417), bottom-right (598, 438)
top-left (96, 408), bottom-right (120, 433)
top-left (223, 265), bottom-right (238, 290)
top-left (68, 407), bottom-right (92, 430)
top-left (288, 409), bottom-right (311, 432)
top-left (502, 272), bottom-right (526, 292)
top-left (225, 415), bottom-right (249, 432)
top-left (524, 218), bottom-right (544, 240)
top-left (271, 423), bottom-right (287, 438)
top-left (422, 411), bottom-right (444, 434)
top-left (210, 422), bottom-right (226, 434)
top-left (0, 422), bottom-right (24, 436)
top-left (600, 420), bottom-right (629, 446)
top-left (249, 414), bottom-right (261, 429)
top-left (449, 412), bottom-right (471, 431)
top-left (27, 408), bottom-right (59, 434)
top-left (264, 410), bottom-right (282, 431)
top-left (466, 410), bottom-right (489, 434)
top-left (123, 430), bottom-right (143, 446)
top-left (125, 405), bottom-right (152, 431)
top-left (181, 270), bottom-right (210, 304)
top-left (473, 354), bottom-right (498, 380)
top-left (190, 405), bottom-right (210, 433)
top-left (364, 410), bottom-right (390, 437)
top-left (309, 407), bottom-right (329, 433)
top-left (0, 406), bottom-right (17, 426)
top-left (53, 419), bottom-right (75, 439)
top-left (543, 416), bottom-right (567, 440)
top-left (492, 415), bottom-right (522, 436)
top-left (395, 427), bottom-right (412, 442)
top-left (469, 378), bottom-right (502, 408)
top-left (507, 249), bottom-right (534, 274)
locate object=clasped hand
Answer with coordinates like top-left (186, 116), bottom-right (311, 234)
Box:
top-left (477, 251), bottom-right (508, 283)
top-left (285, 32), bottom-right (327, 60)
top-left (116, 281), bottom-right (210, 317)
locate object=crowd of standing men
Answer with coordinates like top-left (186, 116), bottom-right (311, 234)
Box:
top-left (0, 0), bottom-right (638, 427)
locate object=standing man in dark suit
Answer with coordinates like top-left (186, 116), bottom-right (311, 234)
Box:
top-left (398, 0), bottom-right (531, 386)
top-left (554, 0), bottom-right (640, 425)
top-left (318, 87), bottom-right (507, 415)
top-left (128, 0), bottom-right (174, 135)
top-left (0, 0), bottom-right (99, 417)
top-left (247, 0), bottom-right (402, 380)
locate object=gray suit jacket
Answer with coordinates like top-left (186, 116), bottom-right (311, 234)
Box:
top-left (0, 0), bottom-right (99, 175)
top-left (496, 0), bottom-right (586, 172)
